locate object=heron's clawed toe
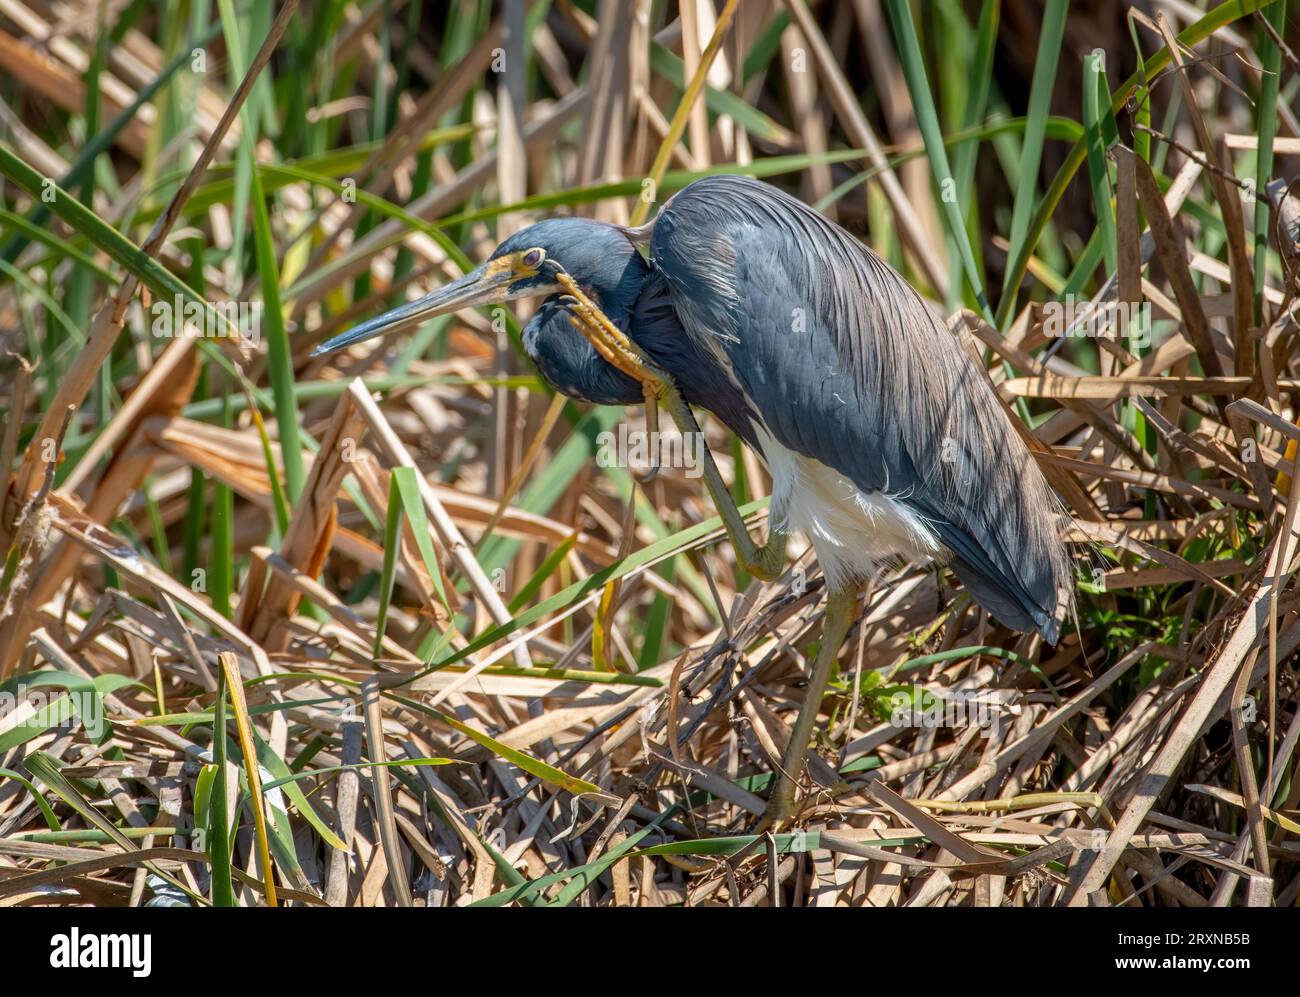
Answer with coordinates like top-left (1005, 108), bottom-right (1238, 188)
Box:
top-left (557, 271), bottom-right (673, 392)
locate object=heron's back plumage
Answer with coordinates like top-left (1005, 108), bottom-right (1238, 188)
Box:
top-left (643, 175), bottom-right (1072, 642)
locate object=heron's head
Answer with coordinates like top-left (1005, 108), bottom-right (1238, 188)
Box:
top-left (312, 217), bottom-right (647, 357)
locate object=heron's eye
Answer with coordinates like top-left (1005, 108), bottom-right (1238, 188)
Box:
top-left (522, 248), bottom-right (545, 268)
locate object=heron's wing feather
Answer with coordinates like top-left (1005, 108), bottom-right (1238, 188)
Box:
top-left (649, 175), bottom-right (1070, 641)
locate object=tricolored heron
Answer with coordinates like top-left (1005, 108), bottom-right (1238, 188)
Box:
top-left (314, 174), bottom-right (1074, 827)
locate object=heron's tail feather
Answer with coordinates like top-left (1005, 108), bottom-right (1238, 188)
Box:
top-left (923, 471), bottom-right (1071, 645)
top-left (944, 548), bottom-right (1062, 645)
top-left (920, 457), bottom-right (1072, 646)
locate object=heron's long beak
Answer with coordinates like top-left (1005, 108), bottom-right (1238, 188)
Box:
top-left (310, 261), bottom-right (512, 357)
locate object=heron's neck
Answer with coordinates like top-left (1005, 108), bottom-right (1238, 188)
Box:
top-left (576, 279), bottom-right (638, 331)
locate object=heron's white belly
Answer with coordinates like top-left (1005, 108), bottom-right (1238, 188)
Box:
top-left (754, 427), bottom-right (943, 588)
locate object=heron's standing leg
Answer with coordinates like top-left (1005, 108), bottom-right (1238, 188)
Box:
top-left (762, 583), bottom-right (858, 829)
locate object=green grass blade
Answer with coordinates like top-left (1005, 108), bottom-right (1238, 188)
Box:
top-left (1253, 0), bottom-right (1287, 322)
top-left (995, 0), bottom-right (1068, 315)
top-left (374, 473), bottom-right (405, 659)
top-left (1082, 50), bottom-right (1118, 277)
top-left (208, 669), bottom-right (235, 906)
top-left (885, 0), bottom-right (992, 318)
top-left (996, 0), bottom-right (1284, 327)
top-left (392, 466), bottom-right (452, 615)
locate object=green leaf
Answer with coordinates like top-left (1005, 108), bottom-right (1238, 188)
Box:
top-left (994, 0), bottom-right (1068, 313)
top-left (392, 466), bottom-right (452, 616)
top-left (375, 472), bottom-right (405, 659)
top-left (884, 0), bottom-right (992, 318)
top-left (388, 693), bottom-right (616, 803)
top-left (1082, 49), bottom-right (1118, 277)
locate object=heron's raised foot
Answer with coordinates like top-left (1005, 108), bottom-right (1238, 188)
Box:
top-left (557, 273), bottom-right (673, 392)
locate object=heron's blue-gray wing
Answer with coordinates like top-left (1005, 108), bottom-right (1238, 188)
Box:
top-left (648, 175), bottom-right (1070, 641)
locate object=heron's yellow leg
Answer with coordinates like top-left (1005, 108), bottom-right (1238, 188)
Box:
top-left (758, 584), bottom-right (858, 831)
top-left (561, 282), bottom-right (787, 581)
